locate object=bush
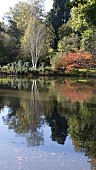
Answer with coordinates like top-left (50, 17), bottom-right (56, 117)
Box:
top-left (29, 68), bottom-right (39, 75)
top-left (56, 50), bottom-right (93, 73)
top-left (50, 53), bottom-right (62, 70)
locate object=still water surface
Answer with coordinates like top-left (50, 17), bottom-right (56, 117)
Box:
top-left (0, 77), bottom-right (96, 170)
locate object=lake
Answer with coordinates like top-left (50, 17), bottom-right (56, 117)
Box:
top-left (0, 77), bottom-right (96, 170)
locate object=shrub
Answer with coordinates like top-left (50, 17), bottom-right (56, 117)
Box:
top-left (56, 50), bottom-right (93, 72)
top-left (50, 53), bottom-right (62, 70)
top-left (11, 62), bottom-right (16, 73)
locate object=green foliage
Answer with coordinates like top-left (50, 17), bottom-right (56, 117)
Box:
top-left (24, 62), bottom-right (30, 73)
top-left (0, 23), bottom-right (8, 64)
top-left (67, 0), bottom-right (87, 8)
top-left (69, 108), bottom-right (96, 157)
top-left (1, 0), bottom-right (96, 73)
top-left (58, 33), bottom-right (80, 53)
top-left (4, 2), bottom-right (33, 33)
top-left (18, 60), bottom-right (23, 75)
top-left (82, 2), bottom-right (96, 27)
top-left (71, 4), bottom-right (88, 33)
top-left (29, 67), bottom-right (39, 75)
top-left (71, 1), bottom-right (96, 32)
top-left (70, 0), bottom-right (96, 60)
top-left (81, 29), bottom-right (93, 52)
top-left (52, 0), bottom-right (70, 26)
top-left (46, 0), bottom-right (71, 49)
top-left (2, 0), bottom-right (46, 66)
top-left (11, 62), bottom-right (16, 73)
top-left (50, 53), bottom-right (62, 70)
top-left (21, 17), bottom-right (49, 68)
top-left (58, 21), bottom-right (72, 39)
top-left (0, 40), bottom-right (6, 64)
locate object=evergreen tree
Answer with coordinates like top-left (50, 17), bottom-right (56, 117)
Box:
top-left (46, 0), bottom-right (70, 49)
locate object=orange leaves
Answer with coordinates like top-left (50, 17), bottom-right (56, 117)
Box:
top-left (56, 50), bottom-right (93, 72)
top-left (56, 80), bottom-right (93, 102)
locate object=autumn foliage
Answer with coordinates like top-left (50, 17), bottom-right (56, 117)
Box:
top-left (56, 50), bottom-right (93, 72)
top-left (56, 80), bottom-right (94, 102)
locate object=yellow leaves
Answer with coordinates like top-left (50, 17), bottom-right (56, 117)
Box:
top-left (71, 3), bottom-right (89, 32)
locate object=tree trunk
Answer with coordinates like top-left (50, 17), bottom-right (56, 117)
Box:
top-left (32, 61), bottom-right (37, 69)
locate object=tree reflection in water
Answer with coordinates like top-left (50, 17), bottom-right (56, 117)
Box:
top-left (68, 107), bottom-right (96, 157)
top-left (1, 79), bottom-right (46, 147)
top-left (46, 100), bottom-right (68, 145)
top-left (0, 78), bottom-right (96, 168)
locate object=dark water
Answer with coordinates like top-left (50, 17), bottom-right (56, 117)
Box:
top-left (0, 77), bottom-right (96, 170)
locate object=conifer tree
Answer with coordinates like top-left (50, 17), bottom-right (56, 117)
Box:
top-left (46, 0), bottom-right (70, 49)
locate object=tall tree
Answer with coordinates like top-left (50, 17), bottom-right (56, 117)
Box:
top-left (21, 18), bottom-right (49, 68)
top-left (46, 0), bottom-right (71, 49)
top-left (3, 0), bottom-right (45, 63)
top-left (20, 0), bottom-right (50, 68)
top-left (0, 22), bottom-right (9, 64)
top-left (4, 2), bottom-right (33, 34)
top-left (71, 0), bottom-right (96, 60)
top-left (3, 2), bottom-right (32, 62)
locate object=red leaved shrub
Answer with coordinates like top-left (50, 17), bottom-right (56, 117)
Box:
top-left (56, 50), bottom-right (93, 72)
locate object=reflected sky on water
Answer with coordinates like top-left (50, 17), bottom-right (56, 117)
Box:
top-left (0, 77), bottom-right (96, 170)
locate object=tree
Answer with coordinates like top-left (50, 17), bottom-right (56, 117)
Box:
top-left (71, 4), bottom-right (88, 33)
top-left (58, 33), bottom-right (80, 53)
top-left (58, 21), bottom-right (72, 39)
top-left (1, 31), bottom-right (18, 63)
top-left (82, 1), bottom-right (96, 60)
top-left (21, 18), bottom-right (47, 68)
top-left (2, 2), bottom-right (32, 62)
top-left (71, 1), bottom-right (96, 60)
top-left (67, 0), bottom-right (87, 8)
top-left (0, 23), bottom-right (6, 64)
top-left (4, 2), bottom-right (33, 34)
top-left (2, 0), bottom-right (46, 64)
top-left (46, 0), bottom-right (71, 49)
top-left (0, 22), bottom-right (17, 64)
top-left (52, 0), bottom-right (70, 25)
top-left (82, 2), bottom-right (96, 27)
top-left (81, 29), bottom-right (93, 53)
top-left (19, 0), bottom-right (53, 68)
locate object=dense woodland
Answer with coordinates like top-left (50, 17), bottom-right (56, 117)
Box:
top-left (0, 0), bottom-right (96, 76)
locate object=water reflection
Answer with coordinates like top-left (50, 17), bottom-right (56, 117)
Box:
top-left (46, 100), bottom-right (68, 145)
top-left (69, 107), bottom-right (96, 157)
top-left (0, 77), bottom-right (96, 169)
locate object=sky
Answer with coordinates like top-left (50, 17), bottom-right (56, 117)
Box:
top-left (0, 0), bottom-right (53, 21)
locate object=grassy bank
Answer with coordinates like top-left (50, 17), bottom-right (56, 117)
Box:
top-left (0, 65), bottom-right (96, 78)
